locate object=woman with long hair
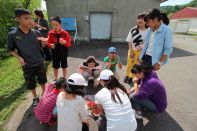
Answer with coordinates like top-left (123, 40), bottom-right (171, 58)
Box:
top-left (95, 69), bottom-right (137, 131)
top-left (34, 9), bottom-right (52, 62)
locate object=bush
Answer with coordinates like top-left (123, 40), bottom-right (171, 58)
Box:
top-left (0, 48), bottom-right (9, 59)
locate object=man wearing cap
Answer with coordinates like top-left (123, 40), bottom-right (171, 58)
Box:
top-left (103, 47), bottom-right (122, 80)
top-left (7, 9), bottom-right (47, 107)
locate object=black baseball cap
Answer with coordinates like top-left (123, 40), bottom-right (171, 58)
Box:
top-left (15, 9), bottom-right (30, 17)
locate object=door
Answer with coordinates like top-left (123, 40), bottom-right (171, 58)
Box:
top-left (90, 13), bottom-right (112, 40)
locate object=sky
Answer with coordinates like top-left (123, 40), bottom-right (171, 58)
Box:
top-left (41, 0), bottom-right (194, 10)
top-left (160, 0), bottom-right (193, 6)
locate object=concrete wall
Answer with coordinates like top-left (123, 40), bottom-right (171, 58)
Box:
top-left (170, 18), bottom-right (197, 33)
top-left (45, 0), bottom-right (160, 41)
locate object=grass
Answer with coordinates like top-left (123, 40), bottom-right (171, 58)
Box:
top-left (0, 57), bottom-right (27, 127)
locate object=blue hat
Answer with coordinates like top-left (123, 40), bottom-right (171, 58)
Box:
top-left (108, 47), bottom-right (116, 53)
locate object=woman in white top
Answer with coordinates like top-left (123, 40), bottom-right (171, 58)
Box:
top-left (124, 12), bottom-right (148, 84)
top-left (56, 73), bottom-right (89, 131)
top-left (95, 70), bottom-right (137, 131)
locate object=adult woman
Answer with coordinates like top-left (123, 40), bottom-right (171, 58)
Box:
top-left (34, 9), bottom-right (52, 61)
top-left (139, 8), bottom-right (173, 70)
top-left (95, 69), bottom-right (137, 131)
top-left (129, 64), bottom-right (167, 118)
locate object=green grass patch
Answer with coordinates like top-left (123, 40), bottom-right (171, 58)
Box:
top-left (0, 57), bottom-right (27, 127)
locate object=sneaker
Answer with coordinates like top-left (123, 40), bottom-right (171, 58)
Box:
top-left (124, 76), bottom-right (129, 83)
top-left (32, 98), bottom-right (39, 108)
top-left (134, 110), bottom-right (143, 119)
top-left (128, 78), bottom-right (133, 84)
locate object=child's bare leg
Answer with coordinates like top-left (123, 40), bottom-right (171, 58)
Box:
top-left (54, 68), bottom-right (58, 80)
top-left (40, 84), bottom-right (45, 95)
top-left (62, 68), bottom-right (67, 78)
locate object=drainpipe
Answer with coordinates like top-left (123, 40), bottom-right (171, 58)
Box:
top-left (112, 0), bottom-right (117, 14)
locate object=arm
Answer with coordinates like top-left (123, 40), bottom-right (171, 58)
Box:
top-left (7, 33), bottom-right (26, 65)
top-left (154, 28), bottom-right (173, 70)
top-left (59, 31), bottom-right (72, 47)
top-left (47, 32), bottom-right (55, 48)
top-left (104, 57), bottom-right (111, 69)
top-left (9, 51), bottom-right (25, 65)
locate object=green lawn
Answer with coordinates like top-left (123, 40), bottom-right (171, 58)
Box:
top-left (0, 57), bottom-right (27, 127)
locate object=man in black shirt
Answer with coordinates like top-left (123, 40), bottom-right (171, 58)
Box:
top-left (7, 9), bottom-right (47, 107)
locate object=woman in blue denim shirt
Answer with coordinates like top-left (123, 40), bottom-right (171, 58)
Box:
top-left (139, 8), bottom-right (173, 71)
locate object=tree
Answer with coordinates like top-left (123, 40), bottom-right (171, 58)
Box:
top-left (0, 0), bottom-right (41, 58)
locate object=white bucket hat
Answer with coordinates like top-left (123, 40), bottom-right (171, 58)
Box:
top-left (67, 73), bottom-right (87, 86)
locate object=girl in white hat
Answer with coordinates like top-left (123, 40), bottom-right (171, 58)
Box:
top-left (95, 69), bottom-right (137, 131)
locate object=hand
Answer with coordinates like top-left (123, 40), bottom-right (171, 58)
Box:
top-left (50, 43), bottom-right (55, 49)
top-left (18, 57), bottom-right (26, 66)
top-left (59, 38), bottom-right (66, 45)
top-left (153, 63), bottom-right (161, 71)
top-left (34, 23), bottom-right (41, 28)
top-left (118, 63), bottom-right (122, 69)
top-left (132, 77), bottom-right (139, 84)
top-left (127, 88), bottom-right (134, 95)
top-left (37, 37), bottom-right (48, 47)
top-left (136, 44), bottom-right (143, 51)
top-left (129, 51), bottom-right (134, 59)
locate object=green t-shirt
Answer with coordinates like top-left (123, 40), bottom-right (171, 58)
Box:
top-left (103, 56), bottom-right (120, 72)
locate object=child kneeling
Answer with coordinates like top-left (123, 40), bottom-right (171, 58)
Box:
top-left (34, 77), bottom-right (66, 124)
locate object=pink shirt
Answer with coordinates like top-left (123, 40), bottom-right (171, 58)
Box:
top-left (34, 84), bottom-right (60, 123)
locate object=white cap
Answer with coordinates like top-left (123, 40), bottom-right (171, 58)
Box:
top-left (67, 73), bottom-right (87, 86)
top-left (98, 69), bottom-right (114, 80)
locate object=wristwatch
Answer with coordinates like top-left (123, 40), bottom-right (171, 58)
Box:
top-left (158, 61), bottom-right (162, 66)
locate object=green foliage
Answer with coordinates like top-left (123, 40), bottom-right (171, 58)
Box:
top-left (0, 57), bottom-right (26, 126)
top-left (160, 0), bottom-right (197, 15)
top-left (0, 48), bottom-right (10, 59)
top-left (0, 0), bottom-right (41, 58)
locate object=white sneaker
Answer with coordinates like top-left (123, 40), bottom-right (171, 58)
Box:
top-left (134, 111), bottom-right (143, 119)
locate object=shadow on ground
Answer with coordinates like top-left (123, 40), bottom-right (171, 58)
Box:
top-left (0, 83), bottom-right (26, 112)
top-left (69, 42), bottom-right (197, 65)
top-left (136, 111), bottom-right (184, 131)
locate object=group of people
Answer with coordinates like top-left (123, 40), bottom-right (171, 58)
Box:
top-left (7, 7), bottom-right (173, 131)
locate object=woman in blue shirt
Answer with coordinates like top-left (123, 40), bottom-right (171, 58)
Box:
top-left (139, 8), bottom-right (173, 71)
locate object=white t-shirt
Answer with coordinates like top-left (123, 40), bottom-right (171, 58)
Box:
top-left (146, 30), bottom-right (156, 56)
top-left (126, 28), bottom-right (147, 50)
top-left (95, 88), bottom-right (137, 131)
top-left (57, 92), bottom-right (89, 131)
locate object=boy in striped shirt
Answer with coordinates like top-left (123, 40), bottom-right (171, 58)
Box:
top-left (34, 77), bottom-right (67, 124)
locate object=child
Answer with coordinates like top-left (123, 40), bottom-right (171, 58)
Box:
top-left (103, 47), bottom-right (122, 80)
top-left (56, 73), bottom-right (90, 131)
top-left (79, 56), bottom-right (102, 87)
top-left (7, 9), bottom-right (47, 107)
top-left (48, 16), bottom-right (71, 80)
top-left (124, 12), bottom-right (147, 84)
top-left (34, 77), bottom-right (67, 124)
top-left (95, 69), bottom-right (137, 131)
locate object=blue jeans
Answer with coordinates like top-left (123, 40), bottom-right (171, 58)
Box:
top-left (129, 93), bottom-right (158, 112)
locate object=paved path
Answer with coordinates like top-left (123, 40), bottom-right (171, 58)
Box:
top-left (4, 35), bottom-right (197, 131)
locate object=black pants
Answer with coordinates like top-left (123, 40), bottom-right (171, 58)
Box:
top-left (142, 55), bottom-right (152, 66)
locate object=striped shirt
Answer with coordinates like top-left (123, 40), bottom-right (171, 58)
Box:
top-left (34, 84), bottom-right (60, 123)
